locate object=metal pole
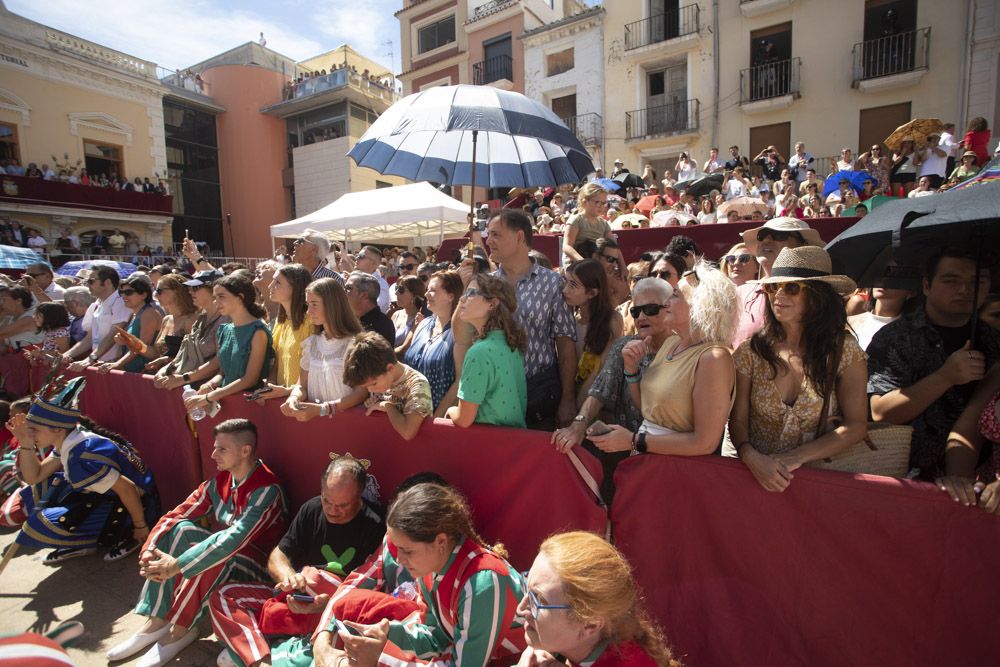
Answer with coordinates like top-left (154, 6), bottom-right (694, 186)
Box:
top-left (226, 213), bottom-right (235, 257)
top-left (467, 130), bottom-right (479, 252)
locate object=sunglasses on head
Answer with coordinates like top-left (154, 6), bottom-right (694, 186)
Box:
top-left (724, 253), bottom-right (753, 265)
top-left (762, 281), bottom-right (809, 296)
top-left (757, 229), bottom-right (803, 243)
top-left (629, 303), bottom-right (667, 318)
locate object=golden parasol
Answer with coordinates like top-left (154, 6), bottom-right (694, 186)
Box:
top-left (884, 118), bottom-right (944, 152)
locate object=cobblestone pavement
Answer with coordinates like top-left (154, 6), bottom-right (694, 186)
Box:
top-left (0, 530), bottom-right (220, 666)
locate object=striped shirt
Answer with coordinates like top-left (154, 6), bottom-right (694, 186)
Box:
top-left (312, 264), bottom-right (344, 285)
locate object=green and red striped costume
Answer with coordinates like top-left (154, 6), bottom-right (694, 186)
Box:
top-left (135, 460), bottom-right (287, 628)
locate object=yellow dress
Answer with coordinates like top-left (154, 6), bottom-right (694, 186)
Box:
top-left (271, 318), bottom-right (313, 387)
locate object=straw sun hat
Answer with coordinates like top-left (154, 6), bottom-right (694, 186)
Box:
top-left (741, 216), bottom-right (823, 254)
top-left (754, 246), bottom-right (857, 294)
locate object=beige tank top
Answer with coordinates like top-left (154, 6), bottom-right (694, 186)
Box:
top-left (640, 335), bottom-right (733, 432)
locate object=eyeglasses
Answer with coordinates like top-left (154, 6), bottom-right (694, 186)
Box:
top-left (590, 200), bottom-right (610, 208)
top-left (762, 281), bottom-right (809, 296)
top-left (629, 302), bottom-right (668, 318)
top-left (154, 286), bottom-right (174, 294)
top-left (400, 263), bottom-right (418, 271)
top-left (463, 287), bottom-right (485, 299)
top-left (354, 253), bottom-right (367, 262)
top-left (86, 278), bottom-right (98, 285)
top-left (652, 270), bottom-right (675, 281)
top-left (598, 253), bottom-right (617, 264)
top-left (118, 289), bottom-right (137, 296)
top-left (757, 230), bottom-right (803, 243)
top-left (394, 285), bottom-right (407, 294)
top-left (724, 254), bottom-right (754, 265)
top-left (525, 589), bottom-right (571, 618)
top-left (292, 238), bottom-right (308, 246)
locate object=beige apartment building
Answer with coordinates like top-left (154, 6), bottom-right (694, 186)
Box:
top-left (603, 0), bottom-right (998, 181)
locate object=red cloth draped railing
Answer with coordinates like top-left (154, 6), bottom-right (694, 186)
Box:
top-left (0, 175), bottom-right (173, 215)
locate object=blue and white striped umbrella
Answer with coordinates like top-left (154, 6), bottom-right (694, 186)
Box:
top-left (348, 85), bottom-right (594, 188)
top-left (56, 259), bottom-right (137, 278)
top-left (0, 244), bottom-right (45, 270)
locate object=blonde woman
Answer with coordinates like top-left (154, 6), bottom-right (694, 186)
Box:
top-left (563, 182), bottom-right (614, 263)
top-left (720, 243), bottom-right (760, 288)
top-left (518, 531), bottom-right (680, 667)
top-left (589, 265), bottom-right (738, 457)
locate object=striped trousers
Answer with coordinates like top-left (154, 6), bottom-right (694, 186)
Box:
top-left (136, 520), bottom-right (268, 629)
top-left (210, 568), bottom-right (342, 667)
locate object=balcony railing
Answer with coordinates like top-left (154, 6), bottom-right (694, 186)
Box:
top-left (625, 99), bottom-right (699, 140)
top-left (473, 54), bottom-right (514, 85)
top-left (284, 69), bottom-right (398, 103)
top-left (739, 57), bottom-right (801, 104)
top-left (852, 27), bottom-right (930, 84)
top-left (561, 113), bottom-right (603, 147)
top-left (624, 4), bottom-right (700, 51)
top-left (0, 175), bottom-right (173, 216)
top-left (470, 0), bottom-right (515, 21)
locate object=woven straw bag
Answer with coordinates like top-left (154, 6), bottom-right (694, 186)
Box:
top-left (804, 333), bottom-right (913, 478)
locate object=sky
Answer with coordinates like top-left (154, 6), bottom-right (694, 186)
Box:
top-left (8, 0), bottom-right (402, 74)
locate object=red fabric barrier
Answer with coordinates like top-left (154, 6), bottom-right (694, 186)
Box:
top-left (77, 370), bottom-right (203, 509)
top-left (611, 455), bottom-right (1000, 666)
top-left (0, 175), bottom-right (173, 215)
top-left (190, 398), bottom-right (606, 570)
top-left (612, 217), bottom-right (857, 264)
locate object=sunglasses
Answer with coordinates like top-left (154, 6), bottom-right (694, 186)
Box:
top-left (652, 270), bottom-right (675, 281)
top-left (394, 285), bottom-right (407, 294)
top-left (419, 275), bottom-right (430, 282)
top-left (598, 253), bottom-right (617, 264)
top-left (25, 272), bottom-right (46, 278)
top-left (463, 287), bottom-right (485, 299)
top-left (724, 254), bottom-right (754, 265)
top-left (154, 286), bottom-right (174, 294)
top-left (86, 278), bottom-right (98, 285)
top-left (629, 303), bottom-right (667, 318)
top-left (400, 263), bottom-right (418, 271)
top-left (762, 281), bottom-right (809, 296)
top-left (757, 230), bottom-right (803, 243)
top-left (118, 289), bottom-right (137, 296)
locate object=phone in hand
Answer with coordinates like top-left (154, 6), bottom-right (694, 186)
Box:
top-left (587, 419), bottom-right (613, 437)
top-left (290, 593), bottom-right (316, 603)
top-left (334, 619), bottom-right (362, 636)
top-left (244, 387), bottom-right (271, 401)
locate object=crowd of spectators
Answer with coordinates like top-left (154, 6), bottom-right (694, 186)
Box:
top-left (283, 62), bottom-right (395, 100)
top-left (0, 157), bottom-right (169, 196)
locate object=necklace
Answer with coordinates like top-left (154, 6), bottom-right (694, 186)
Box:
top-left (666, 338), bottom-right (702, 361)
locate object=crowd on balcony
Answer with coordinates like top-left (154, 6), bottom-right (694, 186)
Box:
top-left (0, 157), bottom-right (170, 196)
top-left (283, 62), bottom-right (395, 101)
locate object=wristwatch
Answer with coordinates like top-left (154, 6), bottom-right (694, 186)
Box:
top-left (195, 255), bottom-right (206, 264)
top-left (182, 372), bottom-right (191, 383)
top-left (635, 431), bottom-right (648, 454)
top-left (573, 414), bottom-right (587, 424)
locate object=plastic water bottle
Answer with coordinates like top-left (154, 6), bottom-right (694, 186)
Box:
top-left (182, 385), bottom-right (207, 421)
top-left (392, 581), bottom-right (419, 601)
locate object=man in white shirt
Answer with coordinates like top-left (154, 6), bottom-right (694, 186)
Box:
top-left (23, 263), bottom-right (65, 302)
top-left (939, 123), bottom-right (959, 176)
top-left (797, 168), bottom-right (823, 195)
top-left (916, 133), bottom-right (947, 189)
top-left (787, 142), bottom-right (814, 183)
top-left (25, 230), bottom-right (47, 254)
top-left (108, 229), bottom-right (127, 253)
top-left (353, 246), bottom-right (391, 313)
top-left (41, 164), bottom-right (57, 180)
top-left (907, 175), bottom-right (937, 198)
top-left (723, 166), bottom-right (750, 200)
top-left (63, 265), bottom-right (130, 365)
top-left (703, 147), bottom-right (723, 174)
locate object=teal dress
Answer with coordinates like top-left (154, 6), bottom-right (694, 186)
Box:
top-left (215, 320), bottom-right (274, 387)
top-left (123, 304), bottom-right (159, 374)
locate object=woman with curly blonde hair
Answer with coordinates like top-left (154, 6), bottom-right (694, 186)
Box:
top-left (589, 264), bottom-right (738, 457)
top-left (445, 273), bottom-right (527, 428)
top-left (518, 531), bottom-right (679, 667)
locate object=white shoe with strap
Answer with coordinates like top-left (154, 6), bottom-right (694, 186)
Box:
top-left (135, 627), bottom-right (200, 667)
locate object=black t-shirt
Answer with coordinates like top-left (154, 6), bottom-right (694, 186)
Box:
top-left (361, 307), bottom-right (396, 347)
top-left (932, 321), bottom-right (971, 357)
top-left (278, 497), bottom-right (385, 575)
top-left (755, 157), bottom-right (783, 181)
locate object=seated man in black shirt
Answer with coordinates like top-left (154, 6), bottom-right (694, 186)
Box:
top-left (753, 145), bottom-right (785, 184)
top-left (868, 247), bottom-right (1000, 480)
top-left (346, 271), bottom-right (395, 345)
top-left (209, 454), bottom-right (384, 667)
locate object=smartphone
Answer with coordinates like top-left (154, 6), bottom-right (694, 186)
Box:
top-left (244, 387), bottom-right (271, 401)
top-left (334, 619), bottom-right (362, 636)
top-left (587, 420), bottom-right (613, 436)
top-left (290, 593), bottom-right (315, 603)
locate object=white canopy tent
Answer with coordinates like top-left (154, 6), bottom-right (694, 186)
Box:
top-left (270, 182), bottom-right (471, 247)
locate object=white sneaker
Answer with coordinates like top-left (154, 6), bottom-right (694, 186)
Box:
top-left (106, 625), bottom-right (170, 661)
top-left (217, 647), bottom-right (238, 667)
top-left (135, 627), bottom-right (199, 667)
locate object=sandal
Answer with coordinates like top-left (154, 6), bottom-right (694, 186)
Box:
top-left (43, 546), bottom-right (97, 565)
top-left (104, 538), bottom-right (140, 562)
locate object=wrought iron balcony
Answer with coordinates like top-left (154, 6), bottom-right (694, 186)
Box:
top-left (473, 54), bottom-right (513, 86)
top-left (739, 57), bottom-right (801, 104)
top-left (561, 113), bottom-right (603, 147)
top-left (624, 4), bottom-right (699, 51)
top-left (625, 99), bottom-right (699, 141)
top-left (852, 27), bottom-right (930, 84)
top-left (470, 0), bottom-right (516, 21)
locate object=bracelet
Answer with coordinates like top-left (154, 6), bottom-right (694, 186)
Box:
top-left (319, 402), bottom-right (329, 417)
top-left (623, 370), bottom-right (640, 378)
top-left (196, 255), bottom-right (206, 264)
top-left (327, 402), bottom-right (337, 418)
top-left (625, 374), bottom-right (641, 385)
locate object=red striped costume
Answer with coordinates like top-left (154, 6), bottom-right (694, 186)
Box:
top-left (378, 537), bottom-right (527, 667)
top-left (135, 460), bottom-right (287, 629)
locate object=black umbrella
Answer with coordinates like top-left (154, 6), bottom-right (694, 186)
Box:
top-left (612, 172), bottom-right (645, 189)
top-left (826, 181), bottom-right (1000, 284)
top-left (674, 173), bottom-right (724, 198)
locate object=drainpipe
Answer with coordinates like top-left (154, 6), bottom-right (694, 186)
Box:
top-left (711, 0), bottom-right (720, 150)
top-left (957, 0), bottom-right (974, 126)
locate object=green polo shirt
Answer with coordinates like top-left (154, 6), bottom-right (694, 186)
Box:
top-left (457, 329), bottom-right (527, 428)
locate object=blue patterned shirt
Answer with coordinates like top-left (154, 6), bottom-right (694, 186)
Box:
top-left (493, 259), bottom-right (576, 378)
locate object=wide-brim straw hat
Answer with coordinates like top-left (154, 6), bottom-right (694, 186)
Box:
top-left (741, 216), bottom-right (824, 254)
top-left (753, 246), bottom-right (857, 294)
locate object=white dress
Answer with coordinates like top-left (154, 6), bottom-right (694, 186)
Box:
top-left (299, 333), bottom-right (353, 402)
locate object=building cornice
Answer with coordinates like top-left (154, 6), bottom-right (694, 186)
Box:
top-left (520, 7), bottom-right (604, 43)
